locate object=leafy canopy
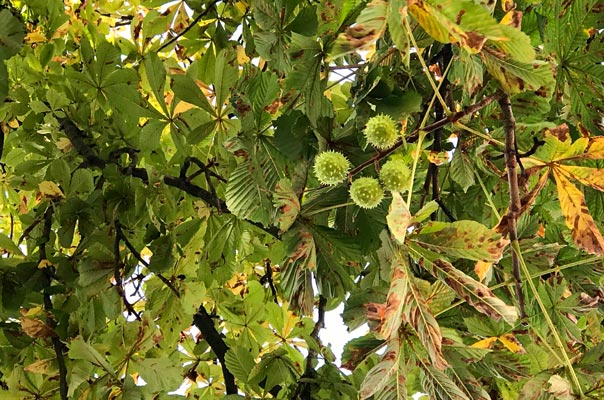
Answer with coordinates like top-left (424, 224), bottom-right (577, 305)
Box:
top-left (0, 0), bottom-right (603, 399)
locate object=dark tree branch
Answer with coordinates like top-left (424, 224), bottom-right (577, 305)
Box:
top-left (156, 1), bottom-right (220, 53)
top-left (294, 295), bottom-right (327, 399)
top-left (259, 260), bottom-right (279, 304)
top-left (348, 93), bottom-right (502, 178)
top-left (115, 221), bottom-right (180, 298)
top-left (38, 206), bottom-right (68, 400)
top-left (113, 220), bottom-right (142, 321)
top-left (60, 117), bottom-right (280, 238)
top-left (499, 94), bottom-right (526, 319)
top-left (192, 305), bottom-right (237, 395)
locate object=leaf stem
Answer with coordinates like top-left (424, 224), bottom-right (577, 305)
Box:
top-left (512, 240), bottom-right (584, 397)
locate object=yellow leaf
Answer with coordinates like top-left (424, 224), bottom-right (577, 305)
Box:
top-left (25, 31), bottom-right (47, 44)
top-left (498, 333), bottom-right (526, 354)
top-left (24, 359), bottom-right (55, 375)
top-left (553, 168), bottom-right (604, 255)
top-left (386, 191), bottom-right (411, 244)
top-left (39, 181), bottom-right (65, 199)
top-left (21, 306), bottom-right (43, 317)
top-left (471, 336), bottom-right (497, 349)
top-left (38, 259), bottom-right (52, 269)
top-left (56, 137), bottom-right (74, 152)
top-left (557, 165), bottom-right (604, 191)
top-left (20, 317), bottom-right (55, 338)
top-left (474, 260), bottom-right (493, 282)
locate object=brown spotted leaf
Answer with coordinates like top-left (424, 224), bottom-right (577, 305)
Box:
top-left (328, 0), bottom-right (388, 60)
top-left (556, 165), bottom-right (604, 192)
top-left (375, 256), bottom-right (409, 339)
top-left (552, 167), bottom-right (604, 255)
top-left (281, 226), bottom-right (317, 314)
top-left (272, 178), bottom-right (300, 233)
top-left (359, 338), bottom-right (406, 399)
top-left (408, 246), bottom-right (518, 325)
top-left (411, 220), bottom-right (509, 262)
top-left (405, 271), bottom-right (449, 369)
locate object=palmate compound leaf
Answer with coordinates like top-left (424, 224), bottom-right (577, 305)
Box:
top-left (410, 220), bottom-right (509, 262)
top-left (408, 244), bottom-right (518, 325)
top-left (359, 337), bottom-right (407, 399)
top-left (366, 254), bottom-right (448, 369)
top-left (552, 167), bottom-right (604, 255)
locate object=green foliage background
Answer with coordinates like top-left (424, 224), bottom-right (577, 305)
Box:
top-left (0, 0), bottom-right (603, 399)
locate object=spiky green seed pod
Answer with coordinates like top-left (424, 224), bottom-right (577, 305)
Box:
top-left (380, 159), bottom-right (411, 191)
top-left (364, 114), bottom-right (398, 149)
top-left (313, 151), bottom-right (350, 185)
top-left (350, 177), bottom-right (384, 209)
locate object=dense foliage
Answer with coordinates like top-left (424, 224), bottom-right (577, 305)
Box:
top-left (0, 0), bottom-right (603, 398)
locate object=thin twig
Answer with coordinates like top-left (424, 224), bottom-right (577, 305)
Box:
top-left (113, 221), bottom-right (142, 321)
top-left (348, 93), bottom-right (502, 178)
top-left (499, 94), bottom-right (526, 319)
top-left (156, 1), bottom-right (220, 53)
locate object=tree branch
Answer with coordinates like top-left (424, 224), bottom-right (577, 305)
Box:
top-left (293, 295), bottom-right (327, 399)
top-left (113, 220), bottom-right (142, 321)
top-left (348, 93), bottom-right (501, 178)
top-left (60, 117), bottom-right (280, 238)
top-left (499, 94), bottom-right (526, 319)
top-left (38, 206), bottom-right (68, 400)
top-left (192, 305), bottom-right (237, 395)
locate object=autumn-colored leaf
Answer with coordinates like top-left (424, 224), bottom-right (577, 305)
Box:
top-left (498, 333), bottom-right (526, 354)
top-left (39, 181), bottom-right (65, 199)
top-left (556, 165), bottom-right (604, 192)
top-left (552, 167), bottom-right (604, 255)
top-left (387, 191), bottom-right (411, 245)
top-left (329, 0), bottom-right (388, 60)
top-left (412, 220), bottom-right (510, 262)
top-left (273, 178), bottom-right (300, 233)
top-left (360, 338), bottom-right (406, 399)
top-left (409, 247), bottom-right (518, 325)
top-left (20, 317), bottom-right (55, 338)
top-left (474, 260), bottom-right (493, 282)
top-left (471, 336), bottom-right (497, 349)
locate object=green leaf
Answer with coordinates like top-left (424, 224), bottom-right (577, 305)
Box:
top-left (172, 74), bottom-right (214, 115)
top-left (450, 148), bottom-right (475, 192)
top-left (147, 235), bottom-right (175, 273)
top-left (386, 191), bottom-right (411, 245)
top-left (420, 364), bottom-right (471, 400)
top-left (225, 345), bottom-right (256, 384)
top-left (214, 48), bottom-right (239, 111)
top-left (0, 232), bottom-right (23, 255)
top-left (68, 338), bottom-right (116, 378)
top-left (136, 357), bottom-right (183, 393)
top-left (142, 53), bottom-right (167, 114)
top-left (0, 9), bottom-right (25, 60)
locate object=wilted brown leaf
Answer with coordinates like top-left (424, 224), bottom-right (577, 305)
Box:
top-left (20, 317), bottom-right (55, 338)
